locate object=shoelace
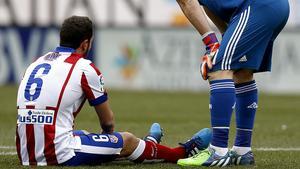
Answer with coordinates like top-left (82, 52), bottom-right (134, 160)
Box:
top-left (187, 135), bottom-right (202, 146)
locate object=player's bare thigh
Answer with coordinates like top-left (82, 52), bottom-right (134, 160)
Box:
top-left (233, 69), bottom-right (254, 84)
top-left (208, 69), bottom-right (253, 83)
top-left (119, 132), bottom-right (140, 157)
top-left (208, 70), bottom-right (233, 81)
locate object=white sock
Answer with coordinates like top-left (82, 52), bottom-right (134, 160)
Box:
top-left (127, 139), bottom-right (146, 161)
top-left (231, 146), bottom-right (251, 155)
top-left (145, 136), bottom-right (158, 144)
top-left (210, 144), bottom-right (228, 156)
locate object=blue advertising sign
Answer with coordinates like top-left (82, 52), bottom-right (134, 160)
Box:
top-left (0, 27), bottom-right (95, 84)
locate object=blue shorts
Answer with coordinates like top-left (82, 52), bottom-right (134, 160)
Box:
top-left (211, 0), bottom-right (289, 73)
top-left (62, 130), bottom-right (124, 166)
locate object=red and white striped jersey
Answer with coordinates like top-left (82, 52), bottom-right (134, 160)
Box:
top-left (16, 47), bottom-right (107, 166)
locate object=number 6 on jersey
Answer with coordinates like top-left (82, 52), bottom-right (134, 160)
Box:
top-left (24, 63), bottom-right (51, 101)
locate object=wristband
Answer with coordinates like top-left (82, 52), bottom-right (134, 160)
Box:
top-left (202, 32), bottom-right (218, 46)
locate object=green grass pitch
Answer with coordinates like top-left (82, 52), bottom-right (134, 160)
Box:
top-left (0, 85), bottom-right (300, 168)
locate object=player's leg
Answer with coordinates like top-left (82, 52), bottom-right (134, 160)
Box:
top-left (63, 130), bottom-right (168, 166)
top-left (178, 70), bottom-right (235, 167)
top-left (122, 131), bottom-right (187, 163)
top-left (230, 0), bottom-right (289, 166)
top-left (231, 69), bottom-right (256, 165)
top-left (62, 132), bottom-right (124, 166)
top-left (231, 0), bottom-right (289, 165)
top-left (124, 124), bottom-right (212, 163)
top-left (208, 70), bottom-right (235, 155)
top-left (64, 124), bottom-right (212, 166)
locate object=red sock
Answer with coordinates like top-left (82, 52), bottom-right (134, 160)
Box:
top-left (137, 141), bottom-right (186, 163)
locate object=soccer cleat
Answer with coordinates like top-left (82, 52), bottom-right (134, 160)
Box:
top-left (179, 128), bottom-right (212, 157)
top-left (144, 123), bottom-right (163, 144)
top-left (230, 150), bottom-right (255, 165)
top-left (177, 147), bottom-right (231, 167)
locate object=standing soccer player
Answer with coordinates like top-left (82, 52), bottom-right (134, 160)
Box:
top-left (16, 16), bottom-right (212, 166)
top-left (176, 0), bottom-right (289, 167)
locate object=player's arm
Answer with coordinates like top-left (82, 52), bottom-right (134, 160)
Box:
top-left (176, 0), bottom-right (212, 35)
top-left (203, 7), bottom-right (228, 34)
top-left (94, 101), bottom-right (115, 134)
top-left (176, 0), bottom-right (220, 80)
top-left (81, 62), bottom-right (115, 134)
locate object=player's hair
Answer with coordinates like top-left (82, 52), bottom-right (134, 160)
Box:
top-left (59, 16), bottom-right (93, 49)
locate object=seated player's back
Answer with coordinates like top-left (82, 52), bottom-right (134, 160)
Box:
top-left (16, 49), bottom-right (94, 165)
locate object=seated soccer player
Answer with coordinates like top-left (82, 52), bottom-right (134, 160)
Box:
top-left (15, 16), bottom-right (212, 166)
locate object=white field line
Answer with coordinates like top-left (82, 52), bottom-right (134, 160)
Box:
top-left (1, 147), bottom-right (300, 156)
top-left (0, 152), bottom-right (17, 155)
top-left (256, 147), bottom-right (300, 151)
top-left (0, 146), bottom-right (15, 149)
top-left (0, 146), bottom-right (16, 155)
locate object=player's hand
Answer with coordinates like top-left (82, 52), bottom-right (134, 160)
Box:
top-left (200, 32), bottom-right (220, 80)
top-left (101, 122), bottom-right (114, 134)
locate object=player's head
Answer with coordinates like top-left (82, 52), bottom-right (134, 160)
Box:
top-left (59, 15), bottom-right (93, 55)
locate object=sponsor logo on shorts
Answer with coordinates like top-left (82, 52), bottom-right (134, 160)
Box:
top-left (17, 109), bottom-right (55, 125)
top-left (239, 55), bottom-right (248, 62)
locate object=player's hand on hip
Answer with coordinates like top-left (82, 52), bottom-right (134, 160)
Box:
top-left (200, 32), bottom-right (220, 80)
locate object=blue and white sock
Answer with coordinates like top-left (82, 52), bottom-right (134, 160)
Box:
top-left (209, 79), bottom-right (236, 154)
top-left (234, 80), bottom-right (258, 155)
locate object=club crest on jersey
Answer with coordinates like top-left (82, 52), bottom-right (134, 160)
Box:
top-left (108, 135), bottom-right (119, 143)
top-left (17, 109), bottom-right (55, 125)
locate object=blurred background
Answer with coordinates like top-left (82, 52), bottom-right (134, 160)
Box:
top-left (0, 0), bottom-right (300, 93)
top-left (0, 1), bottom-right (300, 167)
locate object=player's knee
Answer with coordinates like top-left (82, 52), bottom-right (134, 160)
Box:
top-left (121, 132), bottom-right (136, 144)
top-left (234, 69), bottom-right (254, 84)
top-left (208, 70), bottom-right (233, 81)
top-left (120, 132), bottom-right (140, 157)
